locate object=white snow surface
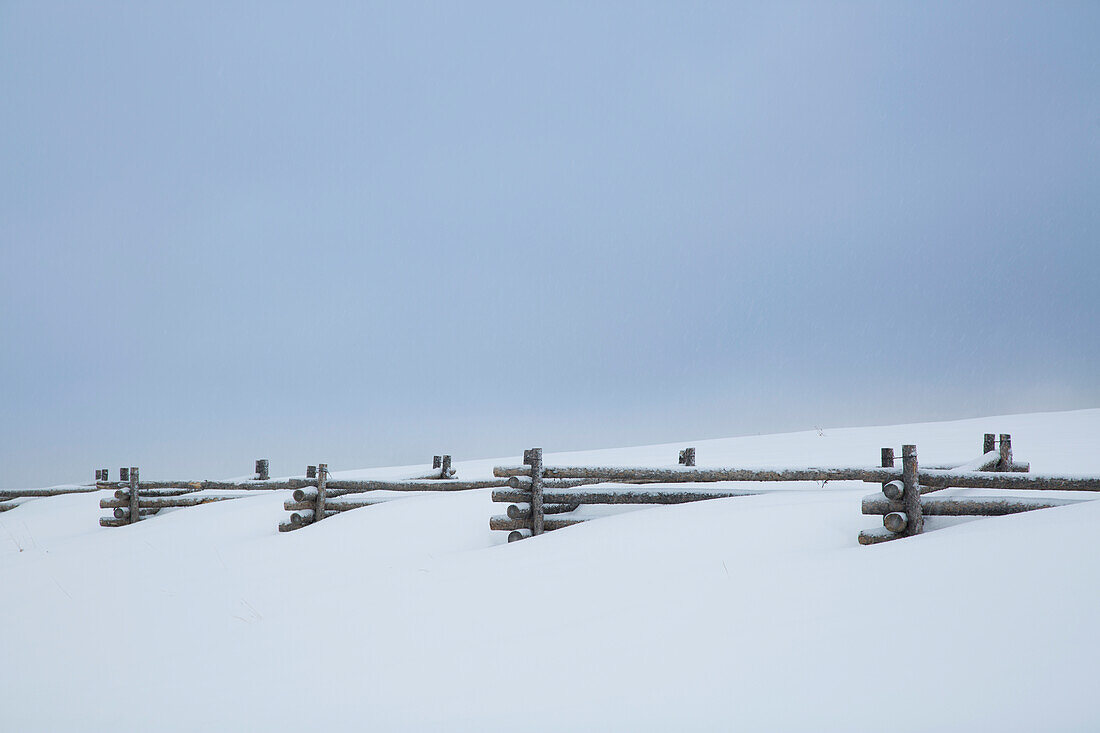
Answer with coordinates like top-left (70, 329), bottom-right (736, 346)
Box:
top-left (2, 409), bottom-right (1098, 731)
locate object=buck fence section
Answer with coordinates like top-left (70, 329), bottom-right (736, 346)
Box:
top-left (858, 433), bottom-right (1100, 544)
top-left (97, 460), bottom-right (305, 527)
top-left (278, 459), bottom-right (510, 532)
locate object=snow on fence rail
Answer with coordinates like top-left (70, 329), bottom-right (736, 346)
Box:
top-left (857, 433), bottom-right (1100, 544)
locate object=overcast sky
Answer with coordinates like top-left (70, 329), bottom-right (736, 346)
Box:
top-left (2, 2), bottom-right (1098, 487)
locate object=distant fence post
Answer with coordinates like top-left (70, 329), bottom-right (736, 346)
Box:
top-left (306, 465), bottom-right (317, 479)
top-left (999, 434), bottom-right (1012, 471)
top-left (441, 455), bottom-right (452, 477)
top-left (523, 448), bottom-right (545, 536)
top-left (128, 467), bottom-right (140, 524)
top-left (255, 459), bottom-right (269, 481)
top-left (984, 433), bottom-right (996, 455)
top-left (433, 456), bottom-right (442, 469)
top-left (313, 463), bottom-right (327, 524)
top-left (120, 467), bottom-right (129, 483)
top-left (678, 448), bottom-right (696, 466)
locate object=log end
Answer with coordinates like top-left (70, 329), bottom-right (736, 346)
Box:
top-left (858, 528), bottom-right (902, 546)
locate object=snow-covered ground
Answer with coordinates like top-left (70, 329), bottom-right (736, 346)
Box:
top-left (1, 409), bottom-right (1098, 731)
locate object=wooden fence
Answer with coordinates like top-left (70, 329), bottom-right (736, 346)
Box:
top-left (94, 454), bottom-right (492, 529)
top-left (491, 434), bottom-right (1099, 543)
top-left (97, 460), bottom-right (307, 527)
top-left (278, 457), bottom-right (510, 532)
top-left (858, 433), bottom-right (1100, 544)
top-left (6, 435), bottom-right (1097, 544)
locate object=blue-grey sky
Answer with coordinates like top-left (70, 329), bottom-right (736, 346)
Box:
top-left (2, 2), bottom-right (1098, 487)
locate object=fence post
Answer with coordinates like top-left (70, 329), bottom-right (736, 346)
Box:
top-left (255, 459), bottom-right (269, 481)
top-left (306, 465), bottom-right (317, 479)
top-left (999, 434), bottom-right (1012, 471)
top-left (128, 467), bottom-right (140, 524)
top-left (433, 456), bottom-right (442, 469)
top-left (984, 433), bottom-right (996, 455)
top-left (901, 445), bottom-right (923, 536)
top-left (679, 448), bottom-right (696, 466)
top-left (120, 467), bottom-right (129, 482)
top-left (524, 448), bottom-right (544, 536)
top-left (441, 455), bottom-right (452, 477)
top-left (313, 463), bottom-right (327, 524)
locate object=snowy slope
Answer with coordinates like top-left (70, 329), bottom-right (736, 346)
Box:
top-left (1, 409), bottom-right (1098, 732)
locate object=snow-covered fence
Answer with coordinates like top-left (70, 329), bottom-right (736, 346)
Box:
top-left (277, 458), bottom-right (509, 532)
top-left (490, 445), bottom-right (883, 542)
top-left (98, 459), bottom-right (305, 527)
top-left (858, 433), bottom-right (1100, 544)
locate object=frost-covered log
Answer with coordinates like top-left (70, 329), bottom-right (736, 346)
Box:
top-left (489, 515), bottom-right (586, 532)
top-left (528, 447), bottom-right (545, 536)
top-left (999, 434), bottom-right (1012, 471)
top-left (507, 529), bottom-right (532, 543)
top-left (900, 446), bottom-right (923, 536)
top-left (858, 528), bottom-right (903, 545)
top-left (867, 470), bottom-right (1100, 491)
top-left (881, 481), bottom-right (940, 501)
top-left (493, 464), bottom-right (886, 483)
top-left (883, 512), bottom-right (908, 533)
top-left (491, 487), bottom-right (763, 505)
top-left (108, 480), bottom-right (300, 491)
top-left (505, 476), bottom-right (602, 491)
top-left (286, 478), bottom-right (508, 495)
top-left (128, 467), bottom-right (140, 524)
top-left (283, 496), bottom-right (391, 512)
top-left (313, 464), bottom-right (328, 523)
top-left (281, 508), bottom-right (339, 530)
top-left (0, 486), bottom-right (101, 498)
top-left (114, 488), bottom-right (200, 499)
top-left (112, 508), bottom-right (160, 519)
top-left (862, 493), bottom-right (1086, 516)
top-left (0, 497), bottom-right (36, 512)
top-left (100, 517), bottom-right (129, 528)
top-left (505, 503), bottom-right (579, 519)
top-left (101, 495), bottom-right (242, 510)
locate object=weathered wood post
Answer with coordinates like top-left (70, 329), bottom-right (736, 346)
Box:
top-left (984, 433), bottom-right (996, 455)
top-left (120, 467), bottom-right (129, 482)
top-left (95, 469), bottom-right (103, 482)
top-left (679, 448), bottom-right (696, 466)
top-left (900, 445), bottom-right (923, 536)
top-left (441, 455), bottom-right (452, 477)
top-left (433, 456), bottom-right (442, 469)
top-left (255, 459), bottom-right (269, 481)
top-left (101, 468), bottom-right (108, 481)
top-left (128, 467), bottom-right (140, 524)
top-left (879, 448), bottom-right (904, 501)
top-left (999, 434), bottom-right (1012, 472)
top-left (523, 448), bottom-right (545, 536)
top-left (306, 465), bottom-right (317, 479)
top-left (313, 463), bottom-right (327, 524)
